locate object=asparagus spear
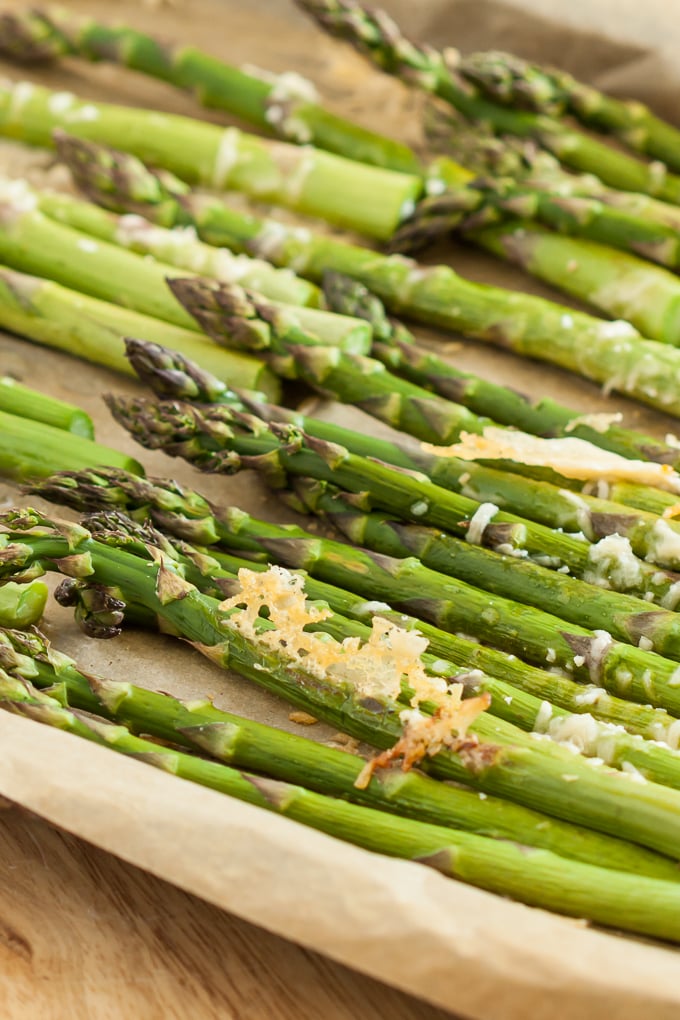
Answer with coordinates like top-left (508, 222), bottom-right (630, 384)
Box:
top-left (0, 407), bottom-right (142, 481)
top-left (289, 477), bottom-right (680, 656)
top-left (83, 507), bottom-right (680, 785)
top-left (29, 452), bottom-right (680, 720)
top-left (123, 298), bottom-right (680, 585)
top-left (0, 581), bottom-right (47, 628)
top-left (27, 7), bottom-right (680, 291)
top-left (37, 191), bottom-right (323, 309)
top-left (125, 266), bottom-right (680, 475)
top-left (454, 49), bottom-right (680, 173)
top-left (4, 673), bottom-right (680, 936)
top-left (0, 181), bottom-right (373, 354)
top-left (0, 7), bottom-right (475, 189)
top-left (32, 467), bottom-right (680, 743)
top-left (60, 136), bottom-right (680, 418)
top-left (103, 393), bottom-right (680, 607)
top-left (5, 509), bottom-right (680, 858)
top-left (0, 265), bottom-right (280, 400)
top-left (0, 374), bottom-right (93, 437)
top-left (404, 109), bottom-right (680, 270)
top-left (11, 6), bottom-right (680, 279)
top-left (0, 80), bottom-right (423, 240)
top-left (295, 0), bottom-right (680, 203)
top-left (465, 219), bottom-right (680, 346)
top-left (428, 108), bottom-right (680, 250)
top-left (1, 625), bottom-right (643, 871)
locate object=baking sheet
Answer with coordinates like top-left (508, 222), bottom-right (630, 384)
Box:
top-left (2, 1), bottom-right (680, 1016)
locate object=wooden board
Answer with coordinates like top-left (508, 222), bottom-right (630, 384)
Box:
top-left (0, 801), bottom-right (456, 1020)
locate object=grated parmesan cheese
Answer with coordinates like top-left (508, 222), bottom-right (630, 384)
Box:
top-left (423, 426), bottom-right (680, 492)
top-left (585, 535), bottom-right (643, 590)
top-left (646, 518), bottom-right (680, 568)
top-left (218, 566), bottom-right (490, 775)
top-left (564, 412), bottom-right (623, 434)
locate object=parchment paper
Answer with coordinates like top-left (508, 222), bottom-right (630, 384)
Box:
top-left (2, 1), bottom-right (680, 1016)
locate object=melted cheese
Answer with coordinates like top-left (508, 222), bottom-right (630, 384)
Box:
top-left (424, 426), bottom-right (680, 492)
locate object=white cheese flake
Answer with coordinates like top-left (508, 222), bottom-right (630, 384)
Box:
top-left (465, 502), bottom-right (499, 545)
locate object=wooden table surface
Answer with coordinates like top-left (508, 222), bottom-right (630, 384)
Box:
top-left (0, 802), bottom-right (457, 1020)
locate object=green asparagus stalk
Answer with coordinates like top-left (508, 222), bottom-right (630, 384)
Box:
top-left (0, 79), bottom-right (423, 240)
top-left (0, 581), bottom-right (47, 628)
top-left (37, 190), bottom-right (323, 309)
top-left (205, 271), bottom-right (680, 471)
top-left (32, 12), bottom-right (680, 284)
top-left (83, 507), bottom-right (680, 786)
top-left (5, 673), bottom-right (680, 935)
top-left (122, 318), bottom-right (680, 595)
top-left (440, 105), bottom-right (680, 246)
top-left (0, 265), bottom-right (280, 400)
top-left (395, 141), bottom-right (680, 275)
top-left (0, 7), bottom-right (476, 190)
top-left (466, 219), bottom-right (680, 345)
top-left (607, 482), bottom-right (680, 519)
top-left (295, 0), bottom-right (680, 203)
top-left (453, 48), bottom-right (680, 173)
top-left (57, 133), bottom-right (680, 419)
top-left (6, 510), bottom-right (680, 859)
top-left (0, 407), bottom-right (142, 480)
top-left (103, 393), bottom-right (680, 607)
top-left (11, 4), bottom-right (680, 274)
top-left (318, 270), bottom-right (680, 466)
top-left (0, 374), bottom-right (93, 437)
top-left (289, 477), bottom-right (680, 656)
top-left (29, 455), bottom-right (680, 722)
top-left (1, 626), bottom-right (651, 873)
top-left (101, 336), bottom-right (680, 651)
top-left (33, 467), bottom-right (680, 743)
top-left (168, 276), bottom-right (499, 445)
top-left (0, 181), bottom-right (372, 354)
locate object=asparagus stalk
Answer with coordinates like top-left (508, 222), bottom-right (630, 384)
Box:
top-left (5, 673), bottom-right (680, 936)
top-left (32, 11), bottom-right (680, 285)
top-left (0, 80), bottom-right (423, 240)
top-left (0, 374), bottom-right (94, 437)
top-left (395, 145), bottom-right (680, 277)
top-left (29, 454), bottom-right (680, 721)
top-left (57, 133), bottom-right (680, 419)
top-left (290, 477), bottom-right (680, 656)
top-left (127, 261), bottom-right (680, 476)
top-left (454, 49), bottom-right (680, 173)
top-left (0, 627), bottom-right (645, 873)
top-left (0, 581), bottom-right (47, 628)
top-left (103, 393), bottom-right (680, 607)
top-left (37, 190), bottom-right (323, 309)
top-left (0, 407), bottom-right (142, 481)
top-left (466, 219), bottom-right (680, 346)
top-left (10, 4), bottom-right (680, 271)
top-left (295, 0), bottom-right (680, 203)
top-left (83, 508), bottom-right (680, 785)
top-left (168, 276), bottom-right (499, 445)
top-left (33, 467), bottom-right (680, 743)
top-left (319, 270), bottom-right (680, 469)
top-left (78, 336), bottom-right (680, 619)
top-left (0, 7), bottom-right (476, 189)
top-left (6, 510), bottom-right (680, 859)
top-left (0, 265), bottom-right (280, 400)
top-left (99, 339), bottom-right (680, 652)
top-left (0, 181), bottom-right (373, 354)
